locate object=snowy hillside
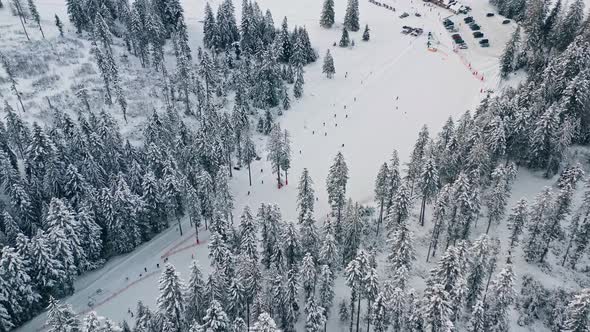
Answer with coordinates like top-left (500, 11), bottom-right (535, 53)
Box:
top-left (0, 0), bottom-right (589, 331)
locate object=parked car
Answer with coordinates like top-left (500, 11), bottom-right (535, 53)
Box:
top-left (415, 13), bottom-right (422, 17)
top-left (443, 19), bottom-right (454, 26)
top-left (479, 39), bottom-right (489, 44)
top-left (454, 38), bottom-right (465, 44)
top-left (469, 23), bottom-right (481, 31)
top-left (400, 12), bottom-right (409, 18)
top-left (480, 42), bottom-right (490, 47)
top-left (486, 12), bottom-right (495, 17)
top-left (473, 31), bottom-right (484, 38)
top-left (447, 25), bottom-right (458, 32)
top-left (464, 16), bottom-right (474, 23)
top-left (452, 34), bottom-right (462, 40)
top-left (459, 43), bottom-right (468, 49)
top-left (502, 19), bottom-right (511, 24)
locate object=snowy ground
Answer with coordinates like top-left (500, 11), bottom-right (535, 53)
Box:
top-left (8, 0), bottom-right (587, 331)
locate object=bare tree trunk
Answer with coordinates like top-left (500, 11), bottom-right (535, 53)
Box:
top-left (248, 162), bottom-right (252, 186)
top-left (376, 198), bottom-right (384, 236)
top-left (15, 1), bottom-right (30, 41)
top-left (349, 293), bottom-right (355, 332)
top-left (177, 216), bottom-right (183, 236)
top-left (355, 294), bottom-right (361, 332)
top-left (366, 299), bottom-right (372, 332)
top-left (419, 195), bottom-right (427, 227)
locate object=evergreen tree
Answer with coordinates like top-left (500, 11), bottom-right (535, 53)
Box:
top-left (326, 151), bottom-right (348, 233)
top-left (297, 168), bottom-right (319, 257)
top-left (362, 24), bottom-right (370, 41)
top-left (339, 27), bottom-right (350, 47)
top-left (344, 0), bottom-right (359, 31)
top-left (185, 260), bottom-right (206, 325)
top-left (322, 50), bottom-right (335, 79)
top-left (157, 263), bottom-right (186, 331)
top-left (305, 296), bottom-right (326, 332)
top-left (239, 206), bottom-right (258, 261)
top-left (507, 198), bottom-right (528, 248)
top-left (0, 53), bottom-right (26, 113)
top-left (418, 155), bottom-right (439, 227)
top-left (65, 0), bottom-right (86, 33)
top-left (301, 253), bottom-right (317, 299)
top-left (0, 246), bottom-right (39, 325)
top-left (46, 297), bottom-right (81, 332)
top-left (27, 0), bottom-right (44, 38)
top-left (320, 0), bottom-right (335, 28)
top-left (554, 0), bottom-right (585, 51)
top-left (374, 163), bottom-right (389, 235)
top-left (203, 2), bottom-right (217, 49)
top-left (252, 312), bottom-right (278, 332)
top-left (562, 288), bottom-right (590, 332)
top-left (386, 218), bottom-right (415, 281)
top-left (500, 26), bottom-right (521, 78)
top-left (486, 258), bottom-right (515, 332)
top-left (196, 300), bottom-right (230, 332)
top-left (421, 283), bottom-right (454, 332)
top-left (294, 66), bottom-right (304, 98)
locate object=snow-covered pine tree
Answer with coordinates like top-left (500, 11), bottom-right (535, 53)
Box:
top-left (407, 125), bottom-right (429, 193)
top-left (0, 246), bottom-right (39, 325)
top-left (374, 163), bottom-right (390, 235)
top-left (418, 155), bottom-right (439, 227)
top-left (203, 2), bottom-right (217, 49)
top-left (239, 206), bottom-right (258, 261)
top-left (277, 17), bottom-right (293, 63)
top-left (320, 0), bottom-right (335, 28)
top-left (252, 312), bottom-right (279, 332)
top-left (484, 165), bottom-right (514, 234)
top-left (293, 66), bottom-right (304, 98)
top-left (362, 24), bottom-right (370, 41)
top-left (322, 50), bottom-right (335, 78)
top-left (46, 297), bottom-right (81, 332)
top-left (500, 26), bottom-right (521, 78)
top-left (553, 0), bottom-right (585, 52)
top-left (157, 263), bottom-right (186, 331)
top-left (301, 253), bottom-right (317, 299)
top-left (195, 299), bottom-right (230, 332)
top-left (386, 217), bottom-right (415, 283)
top-left (339, 27), bottom-right (350, 47)
top-left (267, 123), bottom-right (285, 187)
top-left (297, 168), bottom-right (319, 257)
top-left (0, 53), bottom-right (26, 113)
top-left (538, 183), bottom-right (574, 262)
top-left (507, 198), bottom-right (528, 248)
top-left (185, 260), bottom-right (206, 325)
top-left (305, 296), bottom-right (326, 332)
top-left (317, 264), bottom-right (334, 329)
top-left (421, 283), bottom-right (454, 332)
top-left (486, 257), bottom-right (516, 332)
top-left (464, 235), bottom-right (492, 312)
top-left (326, 151), bottom-right (349, 232)
top-left (562, 288), bottom-right (590, 332)
top-left (343, 0), bottom-right (359, 31)
top-left (27, 0), bottom-right (43, 38)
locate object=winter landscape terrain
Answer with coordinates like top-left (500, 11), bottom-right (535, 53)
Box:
top-left (1, 0), bottom-right (590, 331)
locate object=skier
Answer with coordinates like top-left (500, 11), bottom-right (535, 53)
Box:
top-left (157, 263), bottom-right (160, 268)
top-left (323, 122), bottom-right (325, 126)
top-left (313, 130), bottom-right (315, 134)
top-left (354, 97), bottom-right (357, 101)
top-left (247, 191), bottom-right (250, 195)
top-left (144, 267), bottom-right (147, 272)
top-left (396, 96), bottom-right (399, 100)
top-left (344, 105), bottom-right (346, 109)
top-left (346, 114), bottom-right (348, 118)
top-left (261, 168), bottom-right (263, 173)
top-left (334, 113), bottom-right (337, 117)
top-left (342, 143), bottom-right (345, 147)
top-left (325, 132), bottom-right (327, 136)
top-left (335, 123), bottom-right (338, 127)
top-left (345, 71), bottom-right (348, 78)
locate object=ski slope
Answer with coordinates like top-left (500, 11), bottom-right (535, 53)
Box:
top-left (14, 0), bottom-right (528, 330)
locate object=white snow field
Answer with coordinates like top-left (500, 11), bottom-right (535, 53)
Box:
top-left (9, 0), bottom-right (583, 331)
